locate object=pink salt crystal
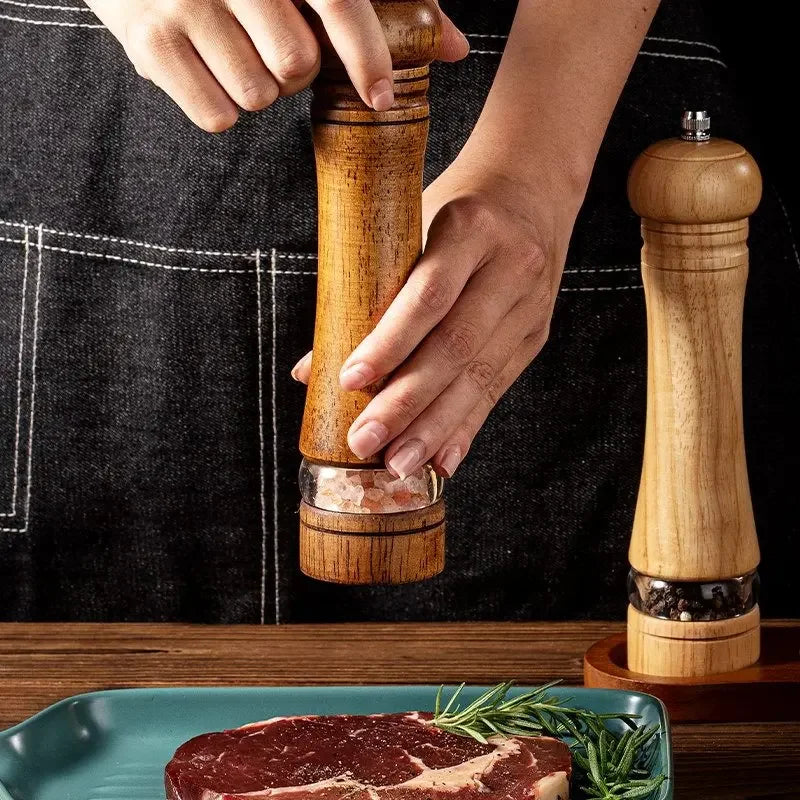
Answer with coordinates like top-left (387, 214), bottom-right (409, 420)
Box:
top-left (381, 497), bottom-right (400, 513)
top-left (393, 488), bottom-right (412, 505)
top-left (373, 471), bottom-right (392, 490)
top-left (404, 475), bottom-right (428, 495)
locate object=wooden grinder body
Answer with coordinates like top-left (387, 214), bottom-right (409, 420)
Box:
top-left (627, 133), bottom-right (763, 676)
top-left (299, 1), bottom-right (444, 584)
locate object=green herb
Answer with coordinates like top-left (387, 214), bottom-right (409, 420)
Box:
top-left (431, 681), bottom-right (667, 800)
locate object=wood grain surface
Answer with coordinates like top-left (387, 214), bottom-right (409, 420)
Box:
top-left (0, 621), bottom-right (797, 799)
top-left (297, 0), bottom-right (443, 585)
top-left (628, 137), bottom-right (762, 583)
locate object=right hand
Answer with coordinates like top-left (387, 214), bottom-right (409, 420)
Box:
top-left (87, 0), bottom-right (469, 132)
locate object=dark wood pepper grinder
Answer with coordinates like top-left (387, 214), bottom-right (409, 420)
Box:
top-left (626, 111), bottom-right (763, 676)
top-left (298, 1), bottom-right (445, 584)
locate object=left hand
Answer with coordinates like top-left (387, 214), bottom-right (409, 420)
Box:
top-left (292, 158), bottom-right (578, 478)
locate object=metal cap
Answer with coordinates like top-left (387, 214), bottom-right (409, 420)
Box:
top-left (681, 110), bottom-right (711, 141)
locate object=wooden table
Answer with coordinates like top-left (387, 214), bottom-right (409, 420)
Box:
top-left (1, 621), bottom-right (797, 799)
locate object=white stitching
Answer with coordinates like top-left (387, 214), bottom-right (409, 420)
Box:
top-left (0, 0), bottom-right (90, 10)
top-left (2, 219), bottom-right (320, 263)
top-left (638, 50), bottom-right (727, 68)
top-left (2, 225), bottom-right (43, 534)
top-left (42, 244), bottom-right (251, 274)
top-left (270, 247), bottom-right (280, 626)
top-left (40, 225), bottom-right (253, 258)
top-left (0, 11), bottom-right (103, 26)
top-left (2, 235), bottom-right (322, 275)
top-left (564, 265), bottom-right (638, 274)
top-left (256, 249), bottom-right (268, 626)
top-left (4, 229), bottom-right (643, 279)
top-left (468, 43), bottom-right (727, 68)
top-left (561, 285), bottom-right (642, 292)
top-left (0, 225), bottom-right (30, 517)
top-left (644, 35), bottom-right (721, 54)
top-left (22, 226), bottom-right (44, 531)
top-left (467, 32), bottom-right (722, 55)
top-left (775, 193), bottom-right (800, 271)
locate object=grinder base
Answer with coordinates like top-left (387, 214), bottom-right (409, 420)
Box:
top-left (626, 604), bottom-right (760, 677)
top-left (584, 619), bottom-right (800, 722)
top-left (299, 499), bottom-right (444, 584)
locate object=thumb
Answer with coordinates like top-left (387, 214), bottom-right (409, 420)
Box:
top-left (436, 7), bottom-right (470, 62)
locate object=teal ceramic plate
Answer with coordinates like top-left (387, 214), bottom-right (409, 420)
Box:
top-left (0, 686), bottom-right (671, 800)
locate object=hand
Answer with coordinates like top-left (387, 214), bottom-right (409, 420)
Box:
top-left (292, 159), bottom-right (579, 478)
top-left (87, 0), bottom-right (469, 132)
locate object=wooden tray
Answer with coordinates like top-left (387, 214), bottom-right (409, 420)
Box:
top-left (584, 623), bottom-right (800, 722)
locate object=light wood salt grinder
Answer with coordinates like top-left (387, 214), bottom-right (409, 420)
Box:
top-left (297, 1), bottom-right (445, 585)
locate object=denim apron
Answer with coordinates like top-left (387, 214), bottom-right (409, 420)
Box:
top-left (1, 0), bottom-right (798, 622)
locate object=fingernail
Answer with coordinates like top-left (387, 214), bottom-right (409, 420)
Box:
top-left (369, 78), bottom-right (394, 111)
top-left (438, 445), bottom-right (462, 478)
top-left (340, 361), bottom-right (374, 391)
top-left (348, 420), bottom-right (389, 460)
top-left (291, 352), bottom-right (312, 382)
top-left (388, 439), bottom-right (425, 480)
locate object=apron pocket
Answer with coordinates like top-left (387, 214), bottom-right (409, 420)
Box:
top-left (1, 223), bottom-right (271, 622)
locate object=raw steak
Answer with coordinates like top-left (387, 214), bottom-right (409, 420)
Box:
top-left (165, 712), bottom-right (571, 800)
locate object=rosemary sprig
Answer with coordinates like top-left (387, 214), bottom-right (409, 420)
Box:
top-left (430, 682), bottom-right (667, 800)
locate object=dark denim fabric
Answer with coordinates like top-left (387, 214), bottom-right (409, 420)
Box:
top-left (1, 1), bottom-right (798, 622)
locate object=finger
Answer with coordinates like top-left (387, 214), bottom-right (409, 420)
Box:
top-left (292, 350), bottom-right (313, 384)
top-left (339, 202), bottom-right (489, 391)
top-left (186, 9), bottom-right (278, 111)
top-left (305, 0), bottom-right (394, 110)
top-left (346, 262), bottom-right (522, 461)
top-left (130, 25), bottom-right (239, 132)
top-left (435, 6), bottom-right (470, 62)
top-left (432, 332), bottom-right (548, 477)
top-left (229, 0), bottom-right (321, 96)
top-left (382, 303), bottom-right (538, 477)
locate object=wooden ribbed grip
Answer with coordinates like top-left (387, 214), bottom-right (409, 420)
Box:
top-left (632, 220), bottom-right (758, 580)
top-left (300, 1), bottom-right (440, 466)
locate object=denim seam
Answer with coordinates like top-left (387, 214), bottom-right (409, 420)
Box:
top-left (469, 33), bottom-right (722, 55)
top-left (0, 225), bottom-right (42, 535)
top-left (0, 225), bottom-right (30, 519)
top-left (469, 45), bottom-right (727, 68)
top-left (2, 234), bottom-right (644, 285)
top-left (269, 247), bottom-right (280, 626)
top-left (255, 250), bottom-right (268, 625)
top-left (0, 11), bottom-right (102, 26)
top-left (0, 0), bottom-right (90, 11)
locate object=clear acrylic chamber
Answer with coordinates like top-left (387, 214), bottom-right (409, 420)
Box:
top-left (299, 459), bottom-right (443, 515)
top-left (628, 568), bottom-right (759, 622)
